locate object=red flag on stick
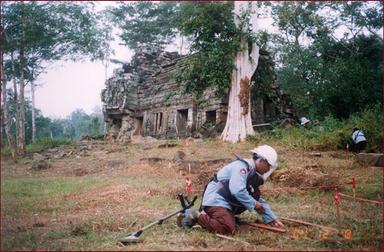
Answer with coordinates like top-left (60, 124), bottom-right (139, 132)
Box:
top-left (334, 191), bottom-right (341, 205)
top-left (352, 177), bottom-right (356, 198)
top-left (334, 191), bottom-right (341, 230)
top-left (185, 177), bottom-right (192, 194)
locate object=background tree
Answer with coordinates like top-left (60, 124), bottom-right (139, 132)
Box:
top-left (2, 1), bottom-right (111, 155)
top-left (108, 2), bottom-right (180, 50)
top-left (220, 2), bottom-right (260, 142)
top-left (110, 2), bottom-right (261, 142)
top-left (261, 1), bottom-right (382, 119)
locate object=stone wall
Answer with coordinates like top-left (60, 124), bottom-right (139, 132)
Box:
top-left (101, 48), bottom-right (295, 143)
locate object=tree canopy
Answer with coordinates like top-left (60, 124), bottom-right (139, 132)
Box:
top-left (107, 2), bottom-right (180, 50)
top-left (2, 1), bottom-right (111, 155)
top-left (260, 1), bottom-right (382, 119)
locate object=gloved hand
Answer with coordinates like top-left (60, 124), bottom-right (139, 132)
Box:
top-left (268, 219), bottom-right (284, 228)
top-left (254, 201), bottom-right (265, 214)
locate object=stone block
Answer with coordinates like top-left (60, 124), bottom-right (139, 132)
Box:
top-left (356, 153), bottom-right (384, 167)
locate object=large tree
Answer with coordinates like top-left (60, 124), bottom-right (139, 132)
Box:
top-left (110, 2), bottom-right (260, 142)
top-left (108, 2), bottom-right (180, 50)
top-left (220, 2), bottom-right (259, 142)
top-left (263, 1), bottom-right (382, 119)
top-left (2, 2), bottom-right (111, 155)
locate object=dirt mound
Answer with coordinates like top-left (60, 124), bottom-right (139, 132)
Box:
top-left (271, 166), bottom-right (339, 189)
top-left (73, 168), bottom-right (89, 176)
top-left (178, 159), bottom-right (230, 176)
top-left (261, 187), bottom-right (305, 198)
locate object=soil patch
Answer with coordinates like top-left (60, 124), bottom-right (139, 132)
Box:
top-left (271, 166), bottom-right (339, 189)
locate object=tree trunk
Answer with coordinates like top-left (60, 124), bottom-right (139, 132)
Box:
top-left (221, 2), bottom-right (260, 143)
top-left (1, 54), bottom-right (16, 158)
top-left (17, 3), bottom-right (27, 155)
top-left (10, 51), bottom-right (20, 148)
top-left (17, 46), bottom-right (26, 155)
top-left (31, 79), bottom-right (36, 143)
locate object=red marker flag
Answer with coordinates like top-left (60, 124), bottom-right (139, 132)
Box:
top-left (334, 191), bottom-right (341, 205)
top-left (352, 177), bottom-right (356, 198)
top-left (185, 177), bottom-right (192, 194)
top-left (334, 191), bottom-right (341, 230)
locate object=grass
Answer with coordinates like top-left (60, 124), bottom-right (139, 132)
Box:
top-left (1, 138), bottom-right (382, 250)
top-left (2, 176), bottom-right (109, 198)
top-left (26, 138), bottom-right (74, 153)
top-left (1, 176), bottom-right (111, 217)
top-left (247, 106), bottom-right (383, 152)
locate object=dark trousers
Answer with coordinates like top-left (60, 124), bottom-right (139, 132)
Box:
top-left (197, 206), bottom-right (236, 235)
top-left (353, 141), bottom-right (367, 152)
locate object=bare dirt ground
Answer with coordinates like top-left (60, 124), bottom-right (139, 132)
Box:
top-left (1, 138), bottom-right (383, 250)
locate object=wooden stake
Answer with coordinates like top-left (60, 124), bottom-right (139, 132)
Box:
top-left (339, 192), bottom-right (383, 205)
top-left (246, 222), bottom-right (286, 233)
top-left (215, 233), bottom-right (251, 246)
top-left (336, 203), bottom-right (341, 231)
top-left (281, 217), bottom-right (338, 233)
top-left (352, 177), bottom-right (356, 199)
top-left (334, 191), bottom-right (341, 231)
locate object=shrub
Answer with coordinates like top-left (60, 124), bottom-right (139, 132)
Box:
top-left (247, 105), bottom-right (382, 152)
top-left (26, 138), bottom-right (73, 153)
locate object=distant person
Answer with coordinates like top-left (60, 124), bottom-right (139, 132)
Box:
top-left (299, 117), bottom-right (310, 126)
top-left (351, 128), bottom-right (367, 152)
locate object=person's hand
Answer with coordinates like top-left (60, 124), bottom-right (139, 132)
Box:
top-left (268, 219), bottom-right (284, 228)
top-left (254, 201), bottom-right (265, 213)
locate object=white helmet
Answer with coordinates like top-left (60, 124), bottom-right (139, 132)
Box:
top-left (300, 117), bottom-right (310, 125)
top-left (250, 145), bottom-right (278, 168)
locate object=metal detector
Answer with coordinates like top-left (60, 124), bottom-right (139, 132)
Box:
top-left (119, 194), bottom-right (197, 245)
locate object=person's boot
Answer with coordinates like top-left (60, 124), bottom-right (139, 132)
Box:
top-left (176, 213), bottom-right (184, 227)
top-left (180, 208), bottom-right (200, 229)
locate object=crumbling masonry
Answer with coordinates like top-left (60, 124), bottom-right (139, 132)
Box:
top-left (101, 48), bottom-right (295, 143)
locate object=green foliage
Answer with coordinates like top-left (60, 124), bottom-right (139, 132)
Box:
top-left (89, 117), bottom-right (101, 137)
top-left (277, 35), bottom-right (382, 119)
top-left (109, 2), bottom-right (247, 98)
top-left (1, 90), bottom-right (104, 148)
top-left (175, 2), bottom-right (241, 97)
top-left (175, 49), bottom-right (235, 96)
top-left (3, 2), bottom-right (110, 61)
top-left (347, 104), bottom-right (383, 151)
top-left (108, 2), bottom-right (180, 50)
top-left (26, 138), bottom-right (73, 153)
top-left (202, 120), bottom-right (215, 129)
top-left (164, 91), bottom-right (176, 102)
top-left (266, 1), bottom-right (382, 120)
top-left (251, 49), bottom-right (276, 98)
top-left (271, 2), bottom-right (325, 44)
top-left (248, 105), bottom-right (382, 152)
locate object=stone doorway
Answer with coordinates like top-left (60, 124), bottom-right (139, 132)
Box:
top-left (132, 116), bottom-right (144, 136)
top-left (205, 110), bottom-right (216, 126)
top-left (154, 112), bottom-right (163, 134)
top-left (176, 109), bottom-right (188, 135)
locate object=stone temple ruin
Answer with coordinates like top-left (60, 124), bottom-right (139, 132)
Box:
top-left (101, 48), bottom-right (295, 143)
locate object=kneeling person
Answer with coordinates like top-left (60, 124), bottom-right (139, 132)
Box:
top-left (181, 145), bottom-right (283, 235)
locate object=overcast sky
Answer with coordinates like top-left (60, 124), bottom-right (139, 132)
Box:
top-left (34, 43), bottom-right (132, 118)
top-left (33, 2), bottom-right (127, 118)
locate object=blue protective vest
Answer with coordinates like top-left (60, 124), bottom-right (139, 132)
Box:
top-left (201, 158), bottom-right (264, 214)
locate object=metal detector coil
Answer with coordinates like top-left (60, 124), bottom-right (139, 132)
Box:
top-left (119, 194), bottom-right (197, 245)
